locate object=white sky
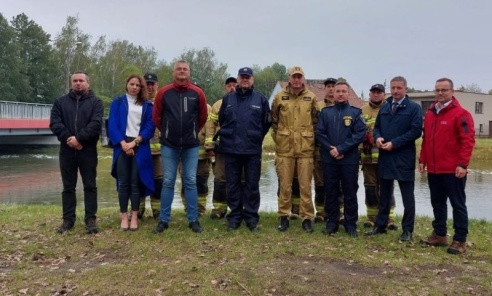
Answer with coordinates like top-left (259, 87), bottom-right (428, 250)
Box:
top-left (3, 0), bottom-right (492, 95)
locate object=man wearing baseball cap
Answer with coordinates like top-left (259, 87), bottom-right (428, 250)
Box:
top-left (361, 83), bottom-right (398, 231)
top-left (205, 77), bottom-right (237, 219)
top-left (217, 67), bottom-right (271, 232)
top-left (272, 66), bottom-right (317, 232)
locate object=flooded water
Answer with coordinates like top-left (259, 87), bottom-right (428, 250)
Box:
top-left (1, 146), bottom-right (491, 221)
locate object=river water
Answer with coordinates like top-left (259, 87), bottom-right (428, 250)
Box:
top-left (1, 146), bottom-right (491, 221)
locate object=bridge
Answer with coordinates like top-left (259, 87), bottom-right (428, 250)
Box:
top-left (0, 101), bottom-right (57, 146)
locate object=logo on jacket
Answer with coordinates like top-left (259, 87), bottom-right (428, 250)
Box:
top-left (440, 121), bottom-right (448, 125)
top-left (282, 96), bottom-right (289, 100)
top-left (251, 105), bottom-right (261, 110)
top-left (303, 96), bottom-right (312, 101)
top-left (343, 116), bottom-right (353, 126)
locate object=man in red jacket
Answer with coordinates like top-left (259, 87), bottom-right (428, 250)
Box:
top-left (419, 77), bottom-right (475, 255)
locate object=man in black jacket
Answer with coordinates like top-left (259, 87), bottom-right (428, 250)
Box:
top-left (50, 71), bottom-right (104, 234)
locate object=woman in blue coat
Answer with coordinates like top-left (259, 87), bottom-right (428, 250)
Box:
top-left (108, 74), bottom-right (155, 231)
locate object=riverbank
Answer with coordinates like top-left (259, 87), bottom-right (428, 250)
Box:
top-left (1, 205), bottom-right (491, 295)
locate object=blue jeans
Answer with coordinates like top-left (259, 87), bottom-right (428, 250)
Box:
top-left (159, 145), bottom-right (199, 223)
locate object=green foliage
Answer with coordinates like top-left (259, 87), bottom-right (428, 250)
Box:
top-left (177, 47), bottom-right (229, 104)
top-left (2, 13), bottom-right (289, 105)
top-left (252, 62), bottom-right (288, 97)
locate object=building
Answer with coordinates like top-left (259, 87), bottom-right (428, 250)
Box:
top-left (268, 79), bottom-right (363, 108)
top-left (408, 91), bottom-right (492, 138)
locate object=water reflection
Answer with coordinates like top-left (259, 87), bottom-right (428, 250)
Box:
top-left (1, 147), bottom-right (491, 221)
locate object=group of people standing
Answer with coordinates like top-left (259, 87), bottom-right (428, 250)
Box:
top-left (49, 63), bottom-right (475, 255)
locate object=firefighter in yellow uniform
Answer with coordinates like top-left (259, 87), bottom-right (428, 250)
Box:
top-left (180, 102), bottom-right (212, 215)
top-left (138, 73), bottom-right (161, 219)
top-left (361, 84), bottom-right (398, 230)
top-left (204, 77), bottom-right (238, 219)
top-left (313, 77), bottom-right (345, 223)
top-left (272, 66), bottom-right (317, 233)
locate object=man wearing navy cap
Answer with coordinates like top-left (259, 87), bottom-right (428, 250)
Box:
top-left (361, 84), bottom-right (398, 231)
top-left (217, 67), bottom-right (271, 232)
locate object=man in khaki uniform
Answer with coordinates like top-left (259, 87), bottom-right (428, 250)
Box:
top-left (138, 73), bottom-right (161, 219)
top-left (205, 77), bottom-right (237, 219)
top-left (272, 66), bottom-right (317, 233)
top-left (361, 84), bottom-right (397, 230)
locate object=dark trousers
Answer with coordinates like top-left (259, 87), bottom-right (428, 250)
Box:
top-left (323, 163), bottom-right (359, 231)
top-left (116, 147), bottom-right (140, 212)
top-left (376, 178), bottom-right (415, 232)
top-left (59, 146), bottom-right (98, 224)
top-left (428, 173), bottom-right (468, 242)
top-left (224, 154), bottom-right (261, 226)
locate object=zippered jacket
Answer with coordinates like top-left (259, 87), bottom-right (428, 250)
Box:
top-left (217, 87), bottom-right (272, 155)
top-left (316, 101), bottom-right (366, 164)
top-left (152, 81), bottom-right (208, 148)
top-left (419, 97), bottom-right (475, 173)
top-left (50, 89), bottom-right (103, 148)
top-left (271, 85), bottom-right (318, 158)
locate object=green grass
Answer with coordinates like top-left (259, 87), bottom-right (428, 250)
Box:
top-left (1, 205), bottom-right (491, 295)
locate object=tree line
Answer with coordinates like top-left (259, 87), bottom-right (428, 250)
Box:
top-left (0, 13), bottom-right (289, 110)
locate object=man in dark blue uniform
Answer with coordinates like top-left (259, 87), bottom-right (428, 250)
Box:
top-left (217, 67), bottom-right (272, 232)
top-left (316, 81), bottom-right (366, 237)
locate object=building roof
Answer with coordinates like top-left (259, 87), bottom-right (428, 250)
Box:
top-left (278, 79), bottom-right (363, 108)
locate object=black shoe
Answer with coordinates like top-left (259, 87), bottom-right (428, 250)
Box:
top-left (347, 229), bottom-right (358, 238)
top-left (85, 218), bottom-right (98, 234)
top-left (322, 224), bottom-right (338, 236)
top-left (247, 223), bottom-right (259, 232)
top-left (189, 221), bottom-right (203, 233)
top-left (277, 216), bottom-right (289, 232)
top-left (365, 226), bottom-right (387, 236)
top-left (302, 219), bottom-right (314, 233)
top-left (399, 231), bottom-right (413, 242)
top-left (314, 216), bottom-right (325, 223)
top-left (57, 220), bottom-right (73, 234)
top-left (152, 221), bottom-right (169, 234)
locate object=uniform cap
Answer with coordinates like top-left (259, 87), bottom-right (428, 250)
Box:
top-left (289, 66), bottom-right (304, 76)
top-left (144, 73), bottom-right (158, 83)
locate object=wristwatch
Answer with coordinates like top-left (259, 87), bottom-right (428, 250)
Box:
top-left (134, 138), bottom-right (140, 147)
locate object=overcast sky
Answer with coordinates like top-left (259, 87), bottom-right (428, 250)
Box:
top-left (3, 0), bottom-right (491, 96)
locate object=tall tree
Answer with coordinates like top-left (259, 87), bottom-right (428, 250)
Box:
top-left (0, 13), bottom-right (31, 101)
top-left (52, 15), bottom-right (90, 94)
top-left (177, 47), bottom-right (229, 103)
top-left (251, 62), bottom-right (288, 98)
top-left (10, 13), bottom-right (58, 103)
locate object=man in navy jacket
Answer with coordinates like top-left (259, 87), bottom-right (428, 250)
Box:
top-left (316, 81), bottom-right (366, 237)
top-left (367, 76), bottom-right (422, 242)
top-left (217, 67), bottom-right (271, 232)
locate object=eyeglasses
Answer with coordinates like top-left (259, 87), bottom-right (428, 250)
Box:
top-left (434, 89), bottom-right (450, 94)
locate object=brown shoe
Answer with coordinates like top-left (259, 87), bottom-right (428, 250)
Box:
top-left (421, 231), bottom-right (448, 247)
top-left (447, 240), bottom-right (466, 255)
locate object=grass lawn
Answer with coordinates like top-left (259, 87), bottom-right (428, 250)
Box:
top-left (1, 205), bottom-right (491, 295)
